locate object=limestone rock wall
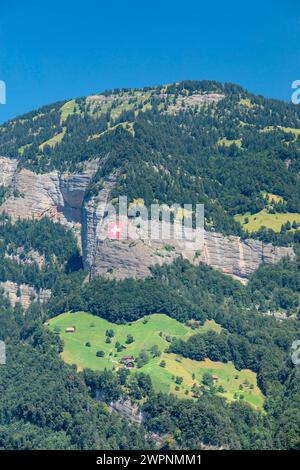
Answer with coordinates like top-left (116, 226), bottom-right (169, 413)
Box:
top-left (82, 174), bottom-right (117, 273)
top-left (200, 232), bottom-right (294, 282)
top-left (0, 157), bottom-right (98, 225)
top-left (0, 280), bottom-right (51, 310)
top-left (0, 156), bottom-right (18, 186)
top-left (87, 223), bottom-right (294, 283)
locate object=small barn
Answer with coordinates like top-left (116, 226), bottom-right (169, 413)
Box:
top-left (121, 355), bottom-right (135, 368)
top-left (65, 327), bottom-right (75, 333)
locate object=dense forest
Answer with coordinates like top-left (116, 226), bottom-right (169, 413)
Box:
top-left (0, 215), bottom-right (82, 291)
top-left (1, 250), bottom-right (300, 449)
top-left (0, 212), bottom-right (299, 449)
top-left (0, 293), bottom-right (149, 450)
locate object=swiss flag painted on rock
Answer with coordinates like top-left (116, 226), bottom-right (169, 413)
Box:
top-left (107, 222), bottom-right (125, 240)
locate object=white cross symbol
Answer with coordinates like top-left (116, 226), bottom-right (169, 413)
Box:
top-left (111, 224), bottom-right (121, 237)
top-left (108, 222), bottom-right (124, 239)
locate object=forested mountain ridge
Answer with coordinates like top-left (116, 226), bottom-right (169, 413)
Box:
top-left (1, 79), bottom-right (300, 240)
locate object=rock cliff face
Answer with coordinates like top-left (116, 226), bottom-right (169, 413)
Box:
top-left (109, 400), bottom-right (143, 425)
top-left (0, 156), bottom-right (18, 186)
top-left (0, 156), bottom-right (98, 225)
top-left (0, 281), bottom-right (51, 310)
top-left (81, 174), bottom-right (116, 273)
top-left (200, 232), bottom-right (294, 282)
top-left (86, 225), bottom-right (294, 283)
top-left (0, 156), bottom-right (295, 283)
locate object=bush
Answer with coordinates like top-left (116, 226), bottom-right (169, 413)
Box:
top-left (126, 334), bottom-right (134, 344)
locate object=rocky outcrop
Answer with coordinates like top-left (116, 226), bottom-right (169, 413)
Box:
top-left (200, 232), bottom-right (294, 282)
top-left (165, 92), bottom-right (225, 115)
top-left (90, 238), bottom-right (175, 279)
top-left (0, 157), bottom-right (98, 226)
top-left (82, 174), bottom-right (117, 273)
top-left (0, 281), bottom-right (51, 310)
top-left (109, 400), bottom-right (143, 425)
top-left (4, 248), bottom-right (45, 268)
top-left (0, 156), bottom-right (18, 187)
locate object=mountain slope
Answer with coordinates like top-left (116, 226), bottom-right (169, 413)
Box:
top-left (1, 80), bottom-right (299, 288)
top-left (1, 81), bottom-right (300, 450)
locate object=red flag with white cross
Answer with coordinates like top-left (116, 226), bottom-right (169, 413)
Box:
top-left (107, 222), bottom-right (125, 240)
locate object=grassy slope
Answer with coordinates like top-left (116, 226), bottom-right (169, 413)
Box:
top-left (60, 99), bottom-right (79, 123)
top-left (235, 191), bottom-right (300, 232)
top-left (235, 209), bottom-right (300, 232)
top-left (48, 312), bottom-right (264, 409)
top-left (39, 127), bottom-right (66, 150)
top-left (218, 137), bottom-right (242, 148)
top-left (261, 125), bottom-right (300, 138)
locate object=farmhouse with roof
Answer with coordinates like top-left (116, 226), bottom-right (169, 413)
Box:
top-left (121, 355), bottom-right (135, 368)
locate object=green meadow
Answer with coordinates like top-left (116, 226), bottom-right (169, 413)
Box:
top-left (235, 209), bottom-right (300, 232)
top-left (261, 125), bottom-right (300, 139)
top-left (39, 127), bottom-right (66, 150)
top-left (234, 191), bottom-right (300, 232)
top-left (218, 137), bottom-right (242, 148)
top-left (60, 99), bottom-right (79, 123)
top-left (48, 312), bottom-right (264, 409)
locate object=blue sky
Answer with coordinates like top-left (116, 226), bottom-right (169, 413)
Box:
top-left (0, 0), bottom-right (299, 123)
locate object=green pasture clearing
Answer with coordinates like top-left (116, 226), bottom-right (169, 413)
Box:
top-left (261, 191), bottom-right (284, 204)
top-left (60, 99), bottom-right (79, 123)
top-left (49, 312), bottom-right (194, 371)
top-left (86, 89), bottom-right (153, 123)
top-left (234, 209), bottom-right (300, 232)
top-left (143, 354), bottom-right (263, 408)
top-left (218, 137), bottom-right (242, 148)
top-left (48, 312), bottom-right (264, 409)
top-left (239, 98), bottom-right (254, 108)
top-left (39, 127), bottom-right (66, 150)
top-left (18, 143), bottom-right (32, 156)
top-left (88, 122), bottom-right (134, 141)
top-left (260, 125), bottom-right (300, 139)
top-left (280, 126), bottom-right (300, 136)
